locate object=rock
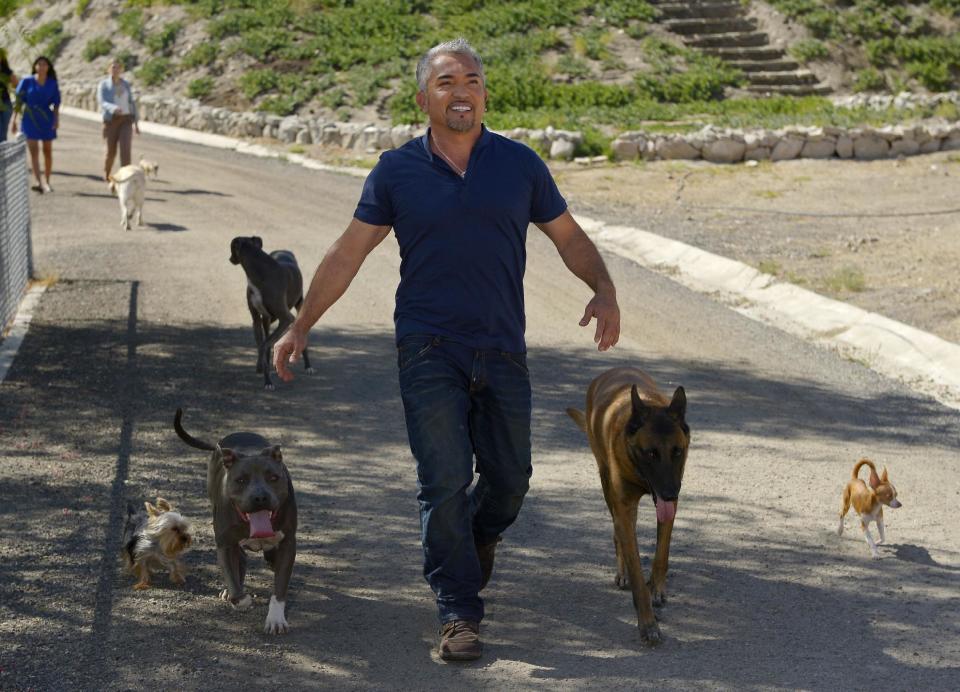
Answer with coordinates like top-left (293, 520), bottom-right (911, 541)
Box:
top-left (549, 139), bottom-right (576, 160)
top-left (853, 135), bottom-right (890, 160)
top-left (836, 135), bottom-right (854, 159)
top-left (657, 137), bottom-right (700, 160)
top-left (770, 137), bottom-right (803, 161)
top-left (610, 138), bottom-right (640, 161)
top-left (889, 138), bottom-right (919, 157)
top-left (702, 138), bottom-right (746, 164)
top-left (800, 138), bottom-right (836, 159)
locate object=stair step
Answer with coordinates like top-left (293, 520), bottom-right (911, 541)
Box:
top-left (665, 17), bottom-right (757, 35)
top-left (685, 32), bottom-right (770, 48)
top-left (657, 2), bottom-right (745, 20)
top-left (748, 70), bottom-right (820, 86)
top-left (745, 83), bottom-right (833, 96)
top-left (702, 46), bottom-right (786, 60)
top-left (727, 59), bottom-right (801, 73)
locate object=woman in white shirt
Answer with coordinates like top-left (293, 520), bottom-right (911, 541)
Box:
top-left (97, 58), bottom-right (140, 182)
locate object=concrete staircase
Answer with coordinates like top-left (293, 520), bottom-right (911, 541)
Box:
top-left (650, 0), bottom-right (831, 96)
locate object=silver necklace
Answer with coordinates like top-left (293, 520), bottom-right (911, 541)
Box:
top-left (431, 133), bottom-right (467, 178)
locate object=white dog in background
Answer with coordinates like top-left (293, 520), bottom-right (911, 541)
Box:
top-left (138, 157), bottom-right (159, 178)
top-left (109, 165), bottom-right (146, 230)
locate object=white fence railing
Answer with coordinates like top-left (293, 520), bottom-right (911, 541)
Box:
top-left (0, 134), bottom-right (32, 334)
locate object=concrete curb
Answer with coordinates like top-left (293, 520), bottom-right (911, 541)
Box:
top-left (0, 284), bottom-right (47, 384)
top-left (578, 217), bottom-right (960, 410)
top-left (53, 108), bottom-right (960, 410)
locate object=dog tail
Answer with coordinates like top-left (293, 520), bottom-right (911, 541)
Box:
top-left (565, 408), bottom-right (587, 432)
top-left (174, 408), bottom-right (216, 451)
top-left (852, 458), bottom-right (876, 479)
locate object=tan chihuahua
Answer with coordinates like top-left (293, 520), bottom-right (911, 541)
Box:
top-left (837, 458), bottom-right (902, 559)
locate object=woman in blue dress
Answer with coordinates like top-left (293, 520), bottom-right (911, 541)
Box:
top-left (12, 55), bottom-right (60, 193)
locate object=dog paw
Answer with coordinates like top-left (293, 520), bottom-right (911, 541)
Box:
top-left (133, 582), bottom-right (150, 591)
top-left (264, 596), bottom-right (288, 634)
top-left (264, 383), bottom-right (275, 391)
top-left (639, 622), bottom-right (662, 647)
top-left (615, 573), bottom-right (629, 590)
top-left (651, 589), bottom-right (668, 608)
top-left (171, 573), bottom-right (186, 585)
top-left (305, 367), bottom-right (316, 375)
top-left (871, 551), bottom-right (881, 560)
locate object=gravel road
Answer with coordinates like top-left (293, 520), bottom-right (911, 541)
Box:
top-left (1, 117), bottom-right (958, 690)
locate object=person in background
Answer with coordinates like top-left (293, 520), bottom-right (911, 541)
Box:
top-left (0, 48), bottom-right (18, 143)
top-left (97, 58), bottom-right (140, 182)
top-left (12, 55), bottom-right (60, 193)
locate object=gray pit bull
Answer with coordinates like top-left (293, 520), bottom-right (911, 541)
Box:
top-left (229, 235), bottom-right (314, 389)
top-left (174, 408), bottom-right (297, 634)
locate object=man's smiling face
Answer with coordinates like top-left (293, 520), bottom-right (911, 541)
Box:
top-left (416, 52), bottom-right (487, 134)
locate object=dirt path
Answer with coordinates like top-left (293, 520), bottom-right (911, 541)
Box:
top-left (1, 118), bottom-right (959, 690)
top-left (553, 151), bottom-right (960, 346)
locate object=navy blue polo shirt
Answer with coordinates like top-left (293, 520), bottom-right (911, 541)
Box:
top-left (354, 125), bottom-right (567, 352)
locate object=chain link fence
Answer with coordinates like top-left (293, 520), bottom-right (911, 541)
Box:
top-left (0, 134), bottom-right (33, 334)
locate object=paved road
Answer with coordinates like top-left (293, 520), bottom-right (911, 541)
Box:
top-left (1, 117), bottom-right (958, 690)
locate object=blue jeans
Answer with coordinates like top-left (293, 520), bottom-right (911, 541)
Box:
top-left (397, 335), bottom-right (532, 624)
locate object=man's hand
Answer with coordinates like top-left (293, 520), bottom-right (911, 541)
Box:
top-left (579, 292), bottom-right (620, 351)
top-left (273, 324), bottom-right (308, 382)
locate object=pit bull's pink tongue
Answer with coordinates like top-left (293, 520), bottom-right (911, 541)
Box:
top-left (248, 510), bottom-right (275, 539)
top-left (655, 500), bottom-right (677, 523)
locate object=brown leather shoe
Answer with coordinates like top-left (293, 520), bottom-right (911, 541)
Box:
top-left (438, 620), bottom-right (482, 661)
top-left (476, 535), bottom-right (502, 591)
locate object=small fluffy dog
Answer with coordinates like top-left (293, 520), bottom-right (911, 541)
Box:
top-left (138, 157), bottom-right (159, 178)
top-left (109, 164), bottom-right (146, 230)
top-left (837, 458), bottom-right (902, 559)
top-left (122, 497), bottom-right (193, 589)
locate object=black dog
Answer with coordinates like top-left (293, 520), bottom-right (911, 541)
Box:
top-left (229, 236), bottom-right (313, 389)
top-left (174, 408), bottom-right (297, 633)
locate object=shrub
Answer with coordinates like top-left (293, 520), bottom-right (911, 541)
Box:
top-left (790, 39), bottom-right (829, 63)
top-left (145, 21), bottom-right (182, 56)
top-left (27, 20), bottom-right (63, 46)
top-left (117, 10), bottom-right (146, 42)
top-left (137, 57), bottom-right (172, 87)
top-left (555, 54), bottom-right (593, 80)
top-left (187, 76), bottom-right (214, 100)
top-left (82, 37), bottom-right (113, 62)
top-left (853, 67), bottom-right (887, 93)
top-left (238, 68), bottom-right (279, 99)
top-left (115, 49), bottom-right (138, 71)
top-left (75, 0), bottom-right (91, 17)
top-left (182, 43), bottom-right (218, 69)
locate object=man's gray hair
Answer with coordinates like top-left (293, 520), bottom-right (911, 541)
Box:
top-left (415, 38), bottom-right (485, 92)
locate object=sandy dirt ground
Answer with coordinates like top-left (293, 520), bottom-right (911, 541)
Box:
top-left (1, 118), bottom-right (959, 690)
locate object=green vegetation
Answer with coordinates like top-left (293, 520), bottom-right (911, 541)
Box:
top-left (117, 9), bottom-right (146, 41)
top-left (145, 21), bottom-right (182, 55)
top-left (137, 57), bottom-right (172, 86)
top-left (116, 48), bottom-right (138, 71)
top-left (182, 43), bottom-right (218, 69)
top-left (769, 0), bottom-right (960, 91)
top-left (187, 75), bottom-right (214, 99)
top-left (25, 19), bottom-right (69, 59)
top-left (82, 36), bottom-right (113, 62)
top-left (75, 0), bottom-right (91, 17)
top-left (790, 39), bottom-right (829, 63)
top-left (824, 266), bottom-right (867, 293)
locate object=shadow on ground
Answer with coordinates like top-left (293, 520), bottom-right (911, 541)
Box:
top-left (0, 279), bottom-right (957, 690)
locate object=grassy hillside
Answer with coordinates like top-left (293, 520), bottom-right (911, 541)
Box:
top-left (1, 0), bottom-right (959, 152)
top-left (770, 0), bottom-right (960, 93)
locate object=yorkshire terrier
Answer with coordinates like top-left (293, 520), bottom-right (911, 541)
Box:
top-left (121, 497), bottom-right (193, 590)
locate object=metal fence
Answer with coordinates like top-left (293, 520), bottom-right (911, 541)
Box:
top-left (0, 134), bottom-right (33, 334)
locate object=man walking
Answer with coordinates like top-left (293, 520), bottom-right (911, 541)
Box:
top-left (273, 38), bottom-right (619, 661)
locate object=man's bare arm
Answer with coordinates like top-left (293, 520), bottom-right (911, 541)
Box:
top-left (536, 210), bottom-right (620, 351)
top-left (273, 217), bottom-right (391, 380)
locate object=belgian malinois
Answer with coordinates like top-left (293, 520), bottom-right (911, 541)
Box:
top-left (567, 366), bottom-right (689, 646)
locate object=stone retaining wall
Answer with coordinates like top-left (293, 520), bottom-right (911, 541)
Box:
top-left (63, 82), bottom-right (960, 164)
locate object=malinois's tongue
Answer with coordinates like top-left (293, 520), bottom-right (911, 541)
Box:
top-left (248, 510), bottom-right (275, 538)
top-left (655, 499), bottom-right (677, 523)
